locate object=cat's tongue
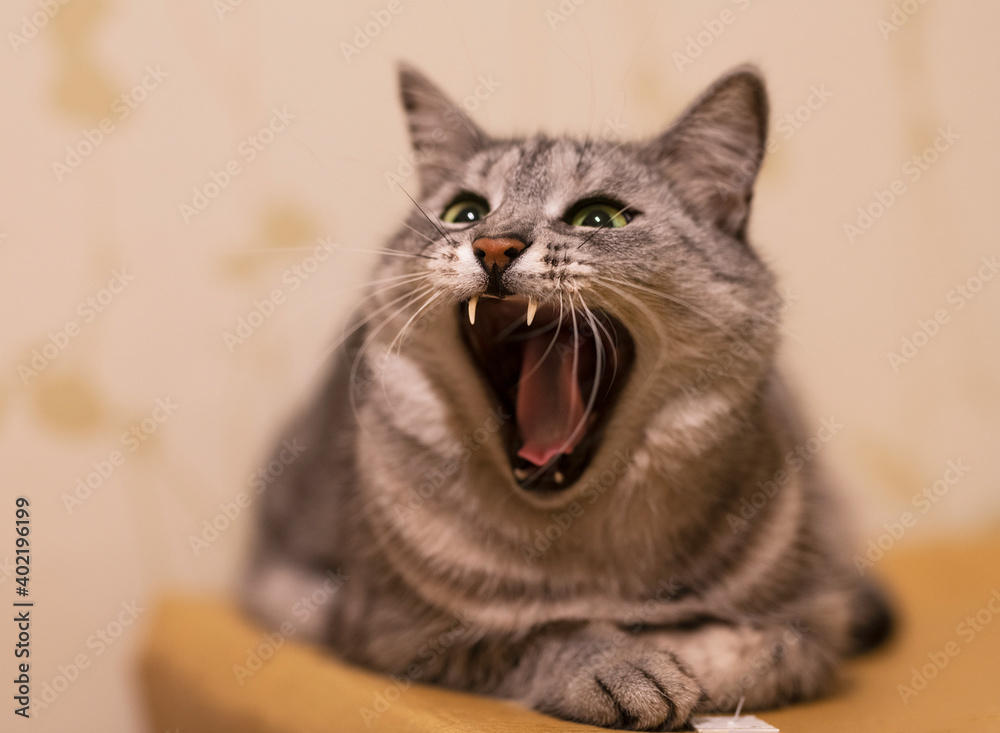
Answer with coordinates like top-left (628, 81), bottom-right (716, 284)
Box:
top-left (516, 330), bottom-right (585, 467)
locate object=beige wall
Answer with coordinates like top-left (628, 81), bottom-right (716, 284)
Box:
top-left (1, 1), bottom-right (997, 730)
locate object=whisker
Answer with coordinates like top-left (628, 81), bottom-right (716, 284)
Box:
top-left (575, 204), bottom-right (633, 250)
top-left (597, 275), bottom-right (748, 347)
top-left (311, 283), bottom-right (434, 373)
top-left (521, 293), bottom-right (568, 486)
top-left (347, 285), bottom-right (437, 426)
top-left (589, 278), bottom-right (670, 374)
top-left (579, 295), bottom-right (618, 386)
top-left (515, 293), bottom-right (566, 387)
top-left (235, 244), bottom-right (438, 261)
top-left (300, 271), bottom-right (433, 315)
top-left (399, 218), bottom-right (447, 248)
top-left (396, 184), bottom-right (459, 249)
top-left (380, 290), bottom-right (444, 413)
top-left (388, 291), bottom-right (443, 358)
top-left (560, 292), bottom-right (601, 459)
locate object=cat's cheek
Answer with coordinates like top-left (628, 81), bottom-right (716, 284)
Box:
top-left (581, 485), bottom-right (600, 504)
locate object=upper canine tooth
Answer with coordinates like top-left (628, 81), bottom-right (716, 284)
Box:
top-left (526, 297), bottom-right (538, 326)
top-left (468, 295), bottom-right (479, 325)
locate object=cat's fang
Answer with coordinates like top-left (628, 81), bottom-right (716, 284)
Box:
top-left (468, 295), bottom-right (479, 325)
top-left (526, 297), bottom-right (538, 326)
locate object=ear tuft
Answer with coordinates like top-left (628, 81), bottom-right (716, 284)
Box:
top-left (650, 65), bottom-right (769, 239)
top-left (396, 63), bottom-right (487, 195)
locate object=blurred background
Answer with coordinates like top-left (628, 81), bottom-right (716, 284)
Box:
top-left (1, 0), bottom-right (997, 730)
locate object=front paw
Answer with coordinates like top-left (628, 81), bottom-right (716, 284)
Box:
top-left (535, 648), bottom-right (704, 731)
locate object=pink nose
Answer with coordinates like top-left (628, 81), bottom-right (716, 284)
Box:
top-left (472, 237), bottom-right (527, 273)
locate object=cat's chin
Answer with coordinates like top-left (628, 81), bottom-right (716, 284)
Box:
top-left (457, 295), bottom-right (635, 494)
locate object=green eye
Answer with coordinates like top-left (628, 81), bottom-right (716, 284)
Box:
top-left (568, 200), bottom-right (631, 228)
top-left (442, 196), bottom-right (489, 224)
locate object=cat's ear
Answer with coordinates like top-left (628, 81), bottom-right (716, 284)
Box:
top-left (649, 66), bottom-right (768, 239)
top-left (398, 63), bottom-right (487, 195)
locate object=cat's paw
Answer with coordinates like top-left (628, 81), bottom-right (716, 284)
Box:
top-left (534, 649), bottom-right (704, 731)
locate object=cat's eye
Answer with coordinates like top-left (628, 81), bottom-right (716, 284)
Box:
top-left (441, 195), bottom-right (490, 225)
top-left (566, 200), bottom-right (632, 229)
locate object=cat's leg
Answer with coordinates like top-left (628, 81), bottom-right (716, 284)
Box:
top-left (493, 622), bottom-right (705, 731)
top-left (653, 618), bottom-right (841, 713)
top-left (484, 616), bottom-right (841, 731)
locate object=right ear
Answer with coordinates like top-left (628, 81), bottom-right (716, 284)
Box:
top-left (398, 63), bottom-right (487, 195)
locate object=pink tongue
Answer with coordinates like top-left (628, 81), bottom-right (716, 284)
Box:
top-left (516, 331), bottom-right (585, 467)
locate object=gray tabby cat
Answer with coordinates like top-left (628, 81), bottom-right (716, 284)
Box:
top-left (243, 64), bottom-right (892, 730)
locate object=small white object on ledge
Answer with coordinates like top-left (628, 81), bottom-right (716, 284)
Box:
top-left (691, 714), bottom-right (779, 732)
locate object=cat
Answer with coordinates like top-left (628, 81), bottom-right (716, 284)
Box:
top-left (242, 63), bottom-right (893, 731)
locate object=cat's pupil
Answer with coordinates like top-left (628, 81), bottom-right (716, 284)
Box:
top-left (581, 210), bottom-right (609, 227)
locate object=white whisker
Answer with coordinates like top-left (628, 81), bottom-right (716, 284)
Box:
top-left (347, 285), bottom-right (438, 428)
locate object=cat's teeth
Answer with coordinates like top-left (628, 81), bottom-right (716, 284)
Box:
top-left (554, 471), bottom-right (565, 484)
top-left (468, 295), bottom-right (479, 325)
top-left (514, 467), bottom-right (530, 481)
top-left (526, 297), bottom-right (538, 326)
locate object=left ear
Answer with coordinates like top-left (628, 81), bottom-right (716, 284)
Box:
top-left (648, 66), bottom-right (768, 239)
top-left (398, 62), bottom-right (488, 196)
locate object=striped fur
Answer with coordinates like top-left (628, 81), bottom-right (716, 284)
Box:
top-left (243, 65), bottom-right (892, 730)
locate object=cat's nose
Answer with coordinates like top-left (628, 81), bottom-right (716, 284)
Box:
top-left (472, 237), bottom-right (527, 274)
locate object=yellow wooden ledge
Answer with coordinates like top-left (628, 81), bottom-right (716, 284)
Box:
top-left (139, 534), bottom-right (1000, 732)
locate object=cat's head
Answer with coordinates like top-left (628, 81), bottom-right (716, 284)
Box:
top-left (360, 64), bottom-right (781, 503)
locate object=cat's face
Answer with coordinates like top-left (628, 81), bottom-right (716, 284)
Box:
top-left (357, 65), bottom-right (780, 505)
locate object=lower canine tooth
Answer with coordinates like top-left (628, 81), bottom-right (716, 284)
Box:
top-left (468, 295), bottom-right (479, 325)
top-left (554, 471), bottom-right (565, 484)
top-left (514, 468), bottom-right (530, 481)
top-left (526, 297), bottom-right (538, 326)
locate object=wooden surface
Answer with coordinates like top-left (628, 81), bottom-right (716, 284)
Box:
top-left (139, 533), bottom-right (1000, 732)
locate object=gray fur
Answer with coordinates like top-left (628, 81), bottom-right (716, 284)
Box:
top-left (243, 64), bottom-right (891, 730)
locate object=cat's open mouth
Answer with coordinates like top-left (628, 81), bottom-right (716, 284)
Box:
top-left (458, 296), bottom-right (635, 492)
